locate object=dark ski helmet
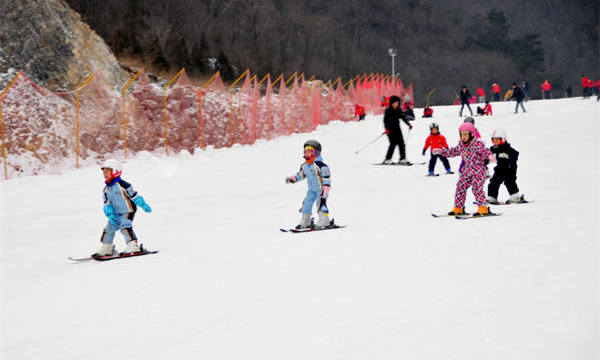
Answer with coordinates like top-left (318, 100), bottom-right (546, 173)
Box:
top-left (303, 140), bottom-right (321, 153)
top-left (464, 116), bottom-right (475, 125)
top-left (388, 95), bottom-right (401, 106)
top-left (429, 122), bottom-right (439, 130)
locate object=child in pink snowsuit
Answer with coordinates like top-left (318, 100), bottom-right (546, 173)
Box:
top-left (435, 122), bottom-right (494, 216)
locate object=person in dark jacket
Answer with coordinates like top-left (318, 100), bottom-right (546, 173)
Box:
top-left (459, 86), bottom-right (473, 117)
top-left (487, 129), bottom-right (525, 204)
top-left (511, 83), bottom-right (526, 113)
top-left (383, 95), bottom-right (413, 164)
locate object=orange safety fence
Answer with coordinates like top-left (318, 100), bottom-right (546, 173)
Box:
top-left (0, 69), bottom-right (412, 180)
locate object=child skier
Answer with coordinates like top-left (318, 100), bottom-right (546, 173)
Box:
top-left (286, 140), bottom-right (332, 229)
top-left (93, 159), bottom-right (152, 257)
top-left (487, 129), bottom-right (526, 204)
top-left (433, 122), bottom-right (495, 216)
top-left (422, 122), bottom-right (452, 176)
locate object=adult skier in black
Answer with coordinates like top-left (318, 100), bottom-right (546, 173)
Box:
top-left (459, 86), bottom-right (473, 117)
top-left (383, 95), bottom-right (413, 164)
top-left (511, 83), bottom-right (526, 113)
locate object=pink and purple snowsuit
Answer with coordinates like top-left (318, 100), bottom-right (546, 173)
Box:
top-left (441, 140), bottom-right (492, 208)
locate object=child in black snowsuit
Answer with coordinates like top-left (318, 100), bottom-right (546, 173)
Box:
top-left (487, 129), bottom-right (525, 204)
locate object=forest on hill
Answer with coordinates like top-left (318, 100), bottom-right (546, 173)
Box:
top-left (65, 0), bottom-right (598, 105)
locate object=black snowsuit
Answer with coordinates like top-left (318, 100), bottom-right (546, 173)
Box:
top-left (459, 88), bottom-right (473, 116)
top-left (487, 142), bottom-right (520, 199)
top-left (383, 106), bottom-right (411, 161)
top-left (511, 86), bottom-right (526, 113)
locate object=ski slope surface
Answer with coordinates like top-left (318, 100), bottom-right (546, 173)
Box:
top-left (1, 98), bottom-right (598, 359)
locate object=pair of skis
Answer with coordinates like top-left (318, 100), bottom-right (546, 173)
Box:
top-left (68, 247), bottom-right (158, 263)
top-left (280, 219), bottom-right (345, 233)
top-left (431, 212), bottom-right (502, 219)
top-left (373, 161), bottom-right (426, 166)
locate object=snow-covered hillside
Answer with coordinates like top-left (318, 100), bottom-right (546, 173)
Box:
top-left (1, 98), bottom-right (598, 359)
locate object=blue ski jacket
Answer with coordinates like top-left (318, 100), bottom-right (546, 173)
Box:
top-left (292, 155), bottom-right (331, 192)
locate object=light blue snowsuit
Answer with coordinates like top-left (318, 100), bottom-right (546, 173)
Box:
top-left (292, 156), bottom-right (331, 215)
top-left (101, 177), bottom-right (146, 244)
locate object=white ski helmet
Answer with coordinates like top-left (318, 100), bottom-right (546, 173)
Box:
top-left (100, 158), bottom-right (122, 177)
top-left (491, 129), bottom-right (507, 141)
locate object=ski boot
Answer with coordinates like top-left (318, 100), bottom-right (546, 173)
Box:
top-left (92, 242), bottom-right (115, 258)
top-left (486, 196), bottom-right (500, 205)
top-left (296, 213), bottom-right (313, 229)
top-left (382, 159), bottom-right (393, 165)
top-left (397, 159), bottom-right (411, 165)
top-left (448, 207), bottom-right (465, 216)
top-left (507, 193), bottom-right (526, 204)
top-left (473, 206), bottom-right (491, 217)
top-left (122, 240), bottom-right (141, 255)
top-left (315, 211), bottom-right (330, 229)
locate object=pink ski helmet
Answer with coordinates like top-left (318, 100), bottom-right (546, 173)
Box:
top-left (458, 122), bottom-right (476, 142)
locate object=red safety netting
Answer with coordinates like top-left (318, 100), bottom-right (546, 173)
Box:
top-left (1, 70), bottom-right (413, 179)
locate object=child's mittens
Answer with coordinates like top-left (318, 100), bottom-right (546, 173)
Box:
top-left (422, 148), bottom-right (427, 156)
top-left (134, 196), bottom-right (152, 213)
top-left (103, 204), bottom-right (120, 225)
top-left (431, 148), bottom-right (443, 155)
top-left (488, 154), bottom-right (497, 163)
top-left (285, 176), bottom-right (297, 184)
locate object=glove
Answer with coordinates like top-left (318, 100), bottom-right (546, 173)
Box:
top-left (133, 196), bottom-right (152, 213)
top-left (422, 148), bottom-right (426, 156)
top-left (432, 148), bottom-right (442, 155)
top-left (286, 176), bottom-right (297, 184)
top-left (409, 125), bottom-right (413, 130)
top-left (103, 204), bottom-right (119, 225)
top-left (385, 129), bottom-right (390, 135)
top-left (488, 154), bottom-right (497, 163)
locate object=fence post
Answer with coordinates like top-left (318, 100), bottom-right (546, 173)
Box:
top-left (121, 68), bottom-right (144, 159)
top-left (74, 69), bottom-right (101, 169)
top-left (229, 69), bottom-right (250, 147)
top-left (163, 68), bottom-right (185, 156)
top-left (0, 70), bottom-right (22, 180)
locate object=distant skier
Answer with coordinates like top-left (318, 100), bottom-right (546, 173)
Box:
top-left (286, 140), bottom-right (332, 229)
top-left (433, 122), bottom-right (495, 217)
top-left (541, 80), bottom-right (552, 99)
top-left (459, 86), bottom-right (473, 117)
top-left (402, 94), bottom-right (416, 120)
top-left (581, 75), bottom-right (589, 98)
top-left (566, 84), bottom-right (572, 98)
top-left (354, 104), bottom-right (366, 121)
top-left (487, 129), bottom-right (526, 204)
top-left (422, 122), bottom-right (452, 176)
top-left (491, 83), bottom-right (501, 102)
top-left (476, 87), bottom-right (485, 103)
top-left (476, 101), bottom-right (492, 116)
top-left (521, 81), bottom-right (530, 100)
top-left (422, 105), bottom-right (433, 118)
top-left (511, 83), bottom-right (526, 113)
top-left (93, 159), bottom-right (152, 257)
top-left (382, 95), bottom-right (413, 164)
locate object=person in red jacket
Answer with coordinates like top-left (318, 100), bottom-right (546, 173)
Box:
top-left (381, 96), bottom-right (390, 108)
top-left (596, 79), bottom-right (600, 101)
top-left (581, 75), bottom-right (589, 98)
top-left (588, 79), bottom-right (597, 98)
top-left (491, 83), bottom-right (501, 101)
top-left (354, 104), bottom-right (366, 121)
top-left (476, 87), bottom-right (485, 103)
top-left (476, 101), bottom-right (492, 116)
top-left (541, 80), bottom-right (552, 99)
top-left (423, 123), bottom-right (453, 176)
top-left (422, 105), bottom-right (433, 118)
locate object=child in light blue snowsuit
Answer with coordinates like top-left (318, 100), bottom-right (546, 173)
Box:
top-left (286, 140), bottom-right (331, 229)
top-left (94, 159), bottom-right (152, 257)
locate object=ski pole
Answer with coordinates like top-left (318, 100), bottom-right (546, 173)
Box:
top-left (354, 132), bottom-right (385, 154)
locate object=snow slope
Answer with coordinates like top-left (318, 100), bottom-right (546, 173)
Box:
top-left (1, 98), bottom-right (598, 359)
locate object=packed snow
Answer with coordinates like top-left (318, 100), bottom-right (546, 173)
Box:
top-left (1, 98), bottom-right (598, 359)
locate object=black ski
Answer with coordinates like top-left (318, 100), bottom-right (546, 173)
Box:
top-left (455, 213), bottom-right (502, 219)
top-left (431, 213), bottom-right (470, 218)
top-left (280, 224), bottom-right (345, 233)
top-left (426, 174), bottom-right (440, 177)
top-left (68, 249), bottom-right (158, 262)
top-left (373, 161), bottom-right (425, 166)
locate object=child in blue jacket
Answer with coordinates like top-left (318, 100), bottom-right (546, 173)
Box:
top-left (286, 140), bottom-right (332, 229)
top-left (93, 159), bottom-right (152, 257)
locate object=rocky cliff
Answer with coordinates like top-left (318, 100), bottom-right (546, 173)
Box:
top-left (0, 0), bottom-right (126, 91)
